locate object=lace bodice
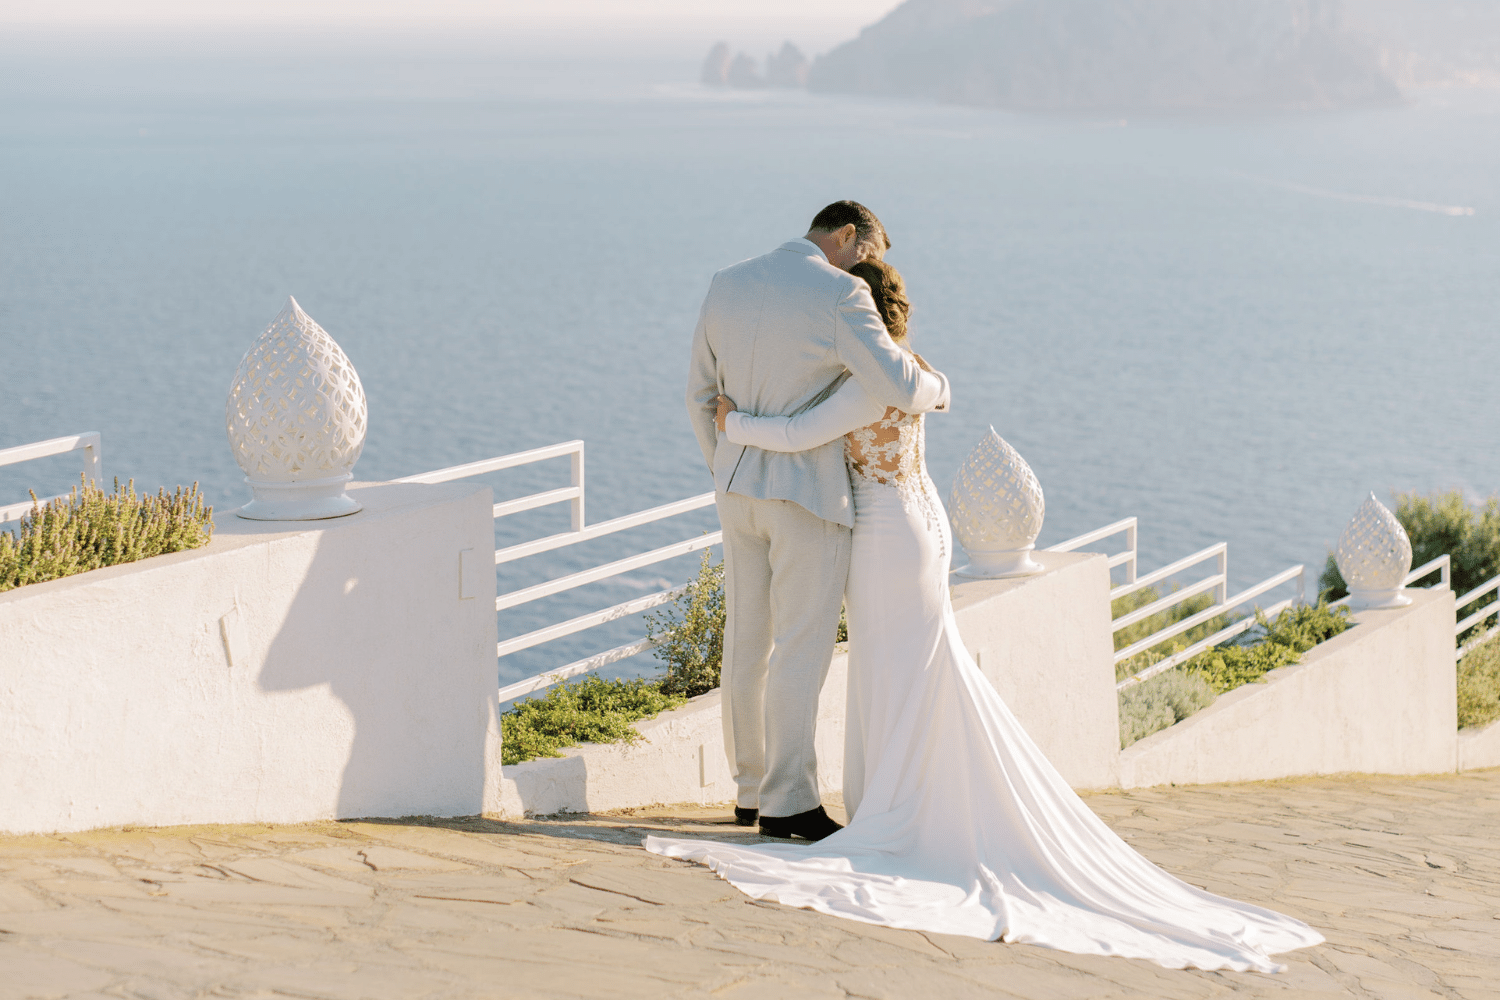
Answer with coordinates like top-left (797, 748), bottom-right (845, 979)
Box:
top-left (846, 406), bottom-right (919, 486)
top-left (846, 407), bottom-right (944, 550)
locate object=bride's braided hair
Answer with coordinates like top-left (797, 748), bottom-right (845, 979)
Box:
top-left (850, 259), bottom-right (911, 344)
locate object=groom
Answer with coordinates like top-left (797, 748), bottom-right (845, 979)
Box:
top-left (686, 201), bottom-right (951, 840)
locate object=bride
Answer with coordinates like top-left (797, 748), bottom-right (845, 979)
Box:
top-left (645, 259), bottom-right (1323, 973)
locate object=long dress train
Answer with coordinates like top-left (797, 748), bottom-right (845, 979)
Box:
top-left (647, 381), bottom-right (1323, 973)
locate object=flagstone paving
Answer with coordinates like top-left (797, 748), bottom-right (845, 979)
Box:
top-left (1, 769), bottom-right (1498, 1000)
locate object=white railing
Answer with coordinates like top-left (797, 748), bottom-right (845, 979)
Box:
top-left (398, 441), bottom-right (721, 703)
top-left (1094, 526), bottom-right (1305, 691)
top-left (1047, 516), bottom-right (1138, 587)
top-left (1111, 545), bottom-right (1500, 690)
top-left (1446, 555), bottom-right (1500, 657)
top-left (1403, 554), bottom-right (1451, 592)
top-left (1389, 554), bottom-right (1500, 658)
top-left (0, 433), bottom-right (103, 523)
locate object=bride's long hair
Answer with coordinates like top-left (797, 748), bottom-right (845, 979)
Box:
top-left (850, 258), bottom-right (911, 344)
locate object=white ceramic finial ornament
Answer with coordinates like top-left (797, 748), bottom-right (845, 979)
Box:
top-left (1335, 493), bottom-right (1412, 609)
top-left (950, 427), bottom-right (1046, 579)
top-left (226, 296), bottom-right (368, 521)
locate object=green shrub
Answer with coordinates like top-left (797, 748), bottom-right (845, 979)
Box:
top-left (1111, 586), bottom-right (1238, 682)
top-left (1257, 599), bottom-right (1354, 653)
top-left (1118, 668), bottom-right (1216, 748)
top-left (1184, 640), bottom-right (1298, 694)
top-left (645, 549), bottom-right (726, 698)
top-left (1, 476), bottom-right (213, 593)
top-left (1184, 602), bottom-right (1350, 694)
top-left (1458, 635), bottom-right (1500, 730)
top-left (500, 677), bottom-right (687, 765)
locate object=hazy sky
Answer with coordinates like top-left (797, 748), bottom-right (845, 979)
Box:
top-left (3, 1), bottom-right (903, 28)
top-left (1, 1), bottom-right (905, 58)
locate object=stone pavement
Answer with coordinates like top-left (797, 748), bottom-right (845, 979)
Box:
top-left (2, 770), bottom-right (1498, 1000)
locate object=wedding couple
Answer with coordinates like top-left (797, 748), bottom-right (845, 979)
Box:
top-left (645, 201), bottom-right (1323, 973)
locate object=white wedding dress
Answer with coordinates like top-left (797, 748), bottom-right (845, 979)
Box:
top-left (646, 377), bottom-right (1323, 973)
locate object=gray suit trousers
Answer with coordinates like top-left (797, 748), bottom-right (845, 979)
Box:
top-left (716, 491), bottom-right (851, 817)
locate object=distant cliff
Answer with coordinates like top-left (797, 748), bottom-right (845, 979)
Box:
top-left (807, 0), bottom-right (1400, 112)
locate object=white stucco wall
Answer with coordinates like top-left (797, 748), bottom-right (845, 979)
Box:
top-left (950, 551), bottom-right (1120, 789)
top-left (1119, 587), bottom-right (1459, 788)
top-left (499, 651), bottom-right (848, 816)
top-left (499, 553), bottom-right (1122, 814)
top-left (0, 481), bottom-right (500, 835)
top-left (1458, 717), bottom-right (1500, 771)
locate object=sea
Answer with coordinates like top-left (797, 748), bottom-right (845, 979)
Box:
top-left (3, 27), bottom-right (1498, 690)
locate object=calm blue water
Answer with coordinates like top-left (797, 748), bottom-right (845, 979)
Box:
top-left (3, 31), bottom-right (1498, 688)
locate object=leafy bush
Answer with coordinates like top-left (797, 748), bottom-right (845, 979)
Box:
top-left (1184, 602), bottom-right (1351, 694)
top-left (1111, 586), bottom-right (1239, 682)
top-left (645, 549), bottom-right (726, 697)
top-left (1185, 641), bottom-right (1299, 695)
top-left (1458, 635), bottom-right (1500, 730)
top-left (500, 677), bottom-right (687, 765)
top-left (1118, 668), bottom-right (1216, 748)
top-left (1, 476), bottom-right (213, 593)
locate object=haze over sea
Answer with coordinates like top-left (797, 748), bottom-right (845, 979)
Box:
top-left (3, 24), bottom-right (1498, 686)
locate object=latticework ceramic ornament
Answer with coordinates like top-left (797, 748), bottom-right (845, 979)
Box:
top-left (949, 427), bottom-right (1046, 578)
top-left (1335, 492), bottom-right (1412, 609)
top-left (226, 297), bottom-right (367, 520)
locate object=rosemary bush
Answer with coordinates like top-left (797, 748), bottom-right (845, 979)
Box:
top-left (0, 476), bottom-right (213, 593)
top-left (1458, 634), bottom-right (1500, 730)
top-left (1118, 668), bottom-right (1215, 748)
top-left (500, 677), bottom-right (687, 765)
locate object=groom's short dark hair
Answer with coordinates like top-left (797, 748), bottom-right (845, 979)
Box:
top-left (808, 200), bottom-right (891, 253)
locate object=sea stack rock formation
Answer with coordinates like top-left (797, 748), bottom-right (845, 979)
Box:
top-left (702, 41), bottom-right (811, 90)
top-left (808, 0), bottom-right (1400, 112)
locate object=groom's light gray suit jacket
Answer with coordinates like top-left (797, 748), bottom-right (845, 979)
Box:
top-left (687, 239), bottom-right (951, 528)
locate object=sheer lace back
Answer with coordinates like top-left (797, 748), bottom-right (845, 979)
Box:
top-left (846, 406), bottom-right (918, 486)
top-left (846, 406), bottom-right (944, 554)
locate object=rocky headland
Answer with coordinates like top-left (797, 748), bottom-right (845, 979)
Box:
top-left (704, 0), bottom-right (1403, 112)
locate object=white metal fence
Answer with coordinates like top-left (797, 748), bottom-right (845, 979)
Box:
top-left (398, 442), bottom-right (722, 703)
top-left (1442, 554), bottom-right (1500, 658)
top-left (11, 430), bottom-right (1491, 701)
top-left (1048, 518), bottom-right (1308, 690)
top-left (0, 433), bottom-right (103, 523)
top-left (1053, 521), bottom-right (1309, 692)
top-left (1047, 516), bottom-right (1139, 584)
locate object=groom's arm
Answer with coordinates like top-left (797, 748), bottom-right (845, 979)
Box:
top-left (833, 281), bottom-right (950, 414)
top-left (685, 286), bottom-right (722, 472)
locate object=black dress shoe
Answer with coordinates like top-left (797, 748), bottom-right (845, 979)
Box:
top-left (734, 807), bottom-right (758, 827)
top-left (759, 806), bottom-right (843, 842)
